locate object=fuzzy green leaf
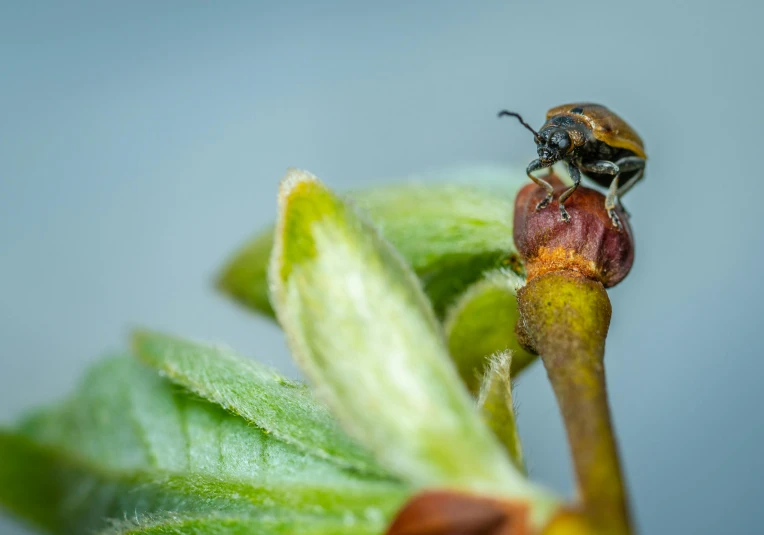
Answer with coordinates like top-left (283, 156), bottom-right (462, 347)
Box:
top-left (0, 356), bottom-right (408, 535)
top-left (267, 170), bottom-right (554, 521)
top-left (218, 165), bottom-right (528, 319)
top-left (132, 330), bottom-right (388, 478)
top-left (216, 227), bottom-right (274, 316)
top-left (98, 513), bottom-right (386, 535)
top-left (444, 269), bottom-right (538, 393)
top-left (477, 352), bottom-right (525, 472)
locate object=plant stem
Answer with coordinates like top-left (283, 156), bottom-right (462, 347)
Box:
top-left (516, 270), bottom-right (633, 535)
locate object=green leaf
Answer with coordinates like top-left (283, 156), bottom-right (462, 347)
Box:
top-left (349, 180), bottom-right (522, 318)
top-left (98, 513), bottom-right (385, 535)
top-left (217, 227), bottom-right (274, 316)
top-left (132, 330), bottom-right (388, 478)
top-left (217, 165), bottom-right (528, 319)
top-left (1, 356), bottom-right (408, 535)
top-left (477, 352), bottom-right (525, 472)
top-left (0, 432), bottom-right (61, 533)
top-left (268, 169), bottom-right (550, 513)
top-left (444, 269), bottom-right (538, 393)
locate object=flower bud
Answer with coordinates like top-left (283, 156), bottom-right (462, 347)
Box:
top-left (513, 175), bottom-right (634, 287)
top-left (386, 490), bottom-right (530, 535)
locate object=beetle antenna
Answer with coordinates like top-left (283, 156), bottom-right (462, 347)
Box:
top-left (498, 110), bottom-right (542, 142)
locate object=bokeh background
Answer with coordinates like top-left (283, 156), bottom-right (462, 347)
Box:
top-left (2, 2), bottom-right (762, 534)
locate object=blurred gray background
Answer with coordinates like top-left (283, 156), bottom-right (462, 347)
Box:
top-left (2, 2), bottom-right (762, 534)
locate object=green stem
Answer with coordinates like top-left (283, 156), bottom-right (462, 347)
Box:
top-left (516, 270), bottom-right (632, 535)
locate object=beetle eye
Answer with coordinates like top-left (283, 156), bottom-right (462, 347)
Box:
top-left (554, 133), bottom-right (570, 151)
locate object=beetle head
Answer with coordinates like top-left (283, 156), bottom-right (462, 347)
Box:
top-left (536, 128), bottom-right (572, 166)
top-left (498, 110), bottom-right (574, 166)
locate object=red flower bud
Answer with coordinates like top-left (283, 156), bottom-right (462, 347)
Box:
top-left (513, 175), bottom-right (634, 287)
top-left (385, 490), bottom-right (530, 535)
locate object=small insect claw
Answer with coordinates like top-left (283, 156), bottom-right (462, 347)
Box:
top-left (535, 195), bottom-right (553, 211)
top-left (608, 209), bottom-right (623, 231)
top-left (559, 205), bottom-right (571, 223)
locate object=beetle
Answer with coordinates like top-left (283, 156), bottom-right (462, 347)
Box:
top-left (498, 103), bottom-right (646, 229)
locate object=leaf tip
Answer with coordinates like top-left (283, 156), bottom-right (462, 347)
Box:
top-left (214, 225), bottom-right (277, 318)
top-left (271, 169), bottom-right (346, 288)
top-left (129, 328), bottom-right (167, 368)
top-left (278, 167), bottom-right (320, 201)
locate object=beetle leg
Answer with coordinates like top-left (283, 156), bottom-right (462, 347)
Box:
top-left (605, 175), bottom-right (623, 230)
top-left (610, 157), bottom-right (646, 221)
top-left (557, 163), bottom-right (581, 223)
top-left (579, 160), bottom-right (625, 229)
top-left (526, 159), bottom-right (554, 211)
top-left (614, 157), bottom-right (646, 197)
top-left (578, 160), bottom-right (619, 176)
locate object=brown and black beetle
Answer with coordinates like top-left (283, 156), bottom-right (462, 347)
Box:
top-left (499, 103), bottom-right (646, 229)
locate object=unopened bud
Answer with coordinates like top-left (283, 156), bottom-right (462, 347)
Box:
top-left (513, 175), bottom-right (634, 287)
top-left (386, 490), bottom-right (530, 535)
